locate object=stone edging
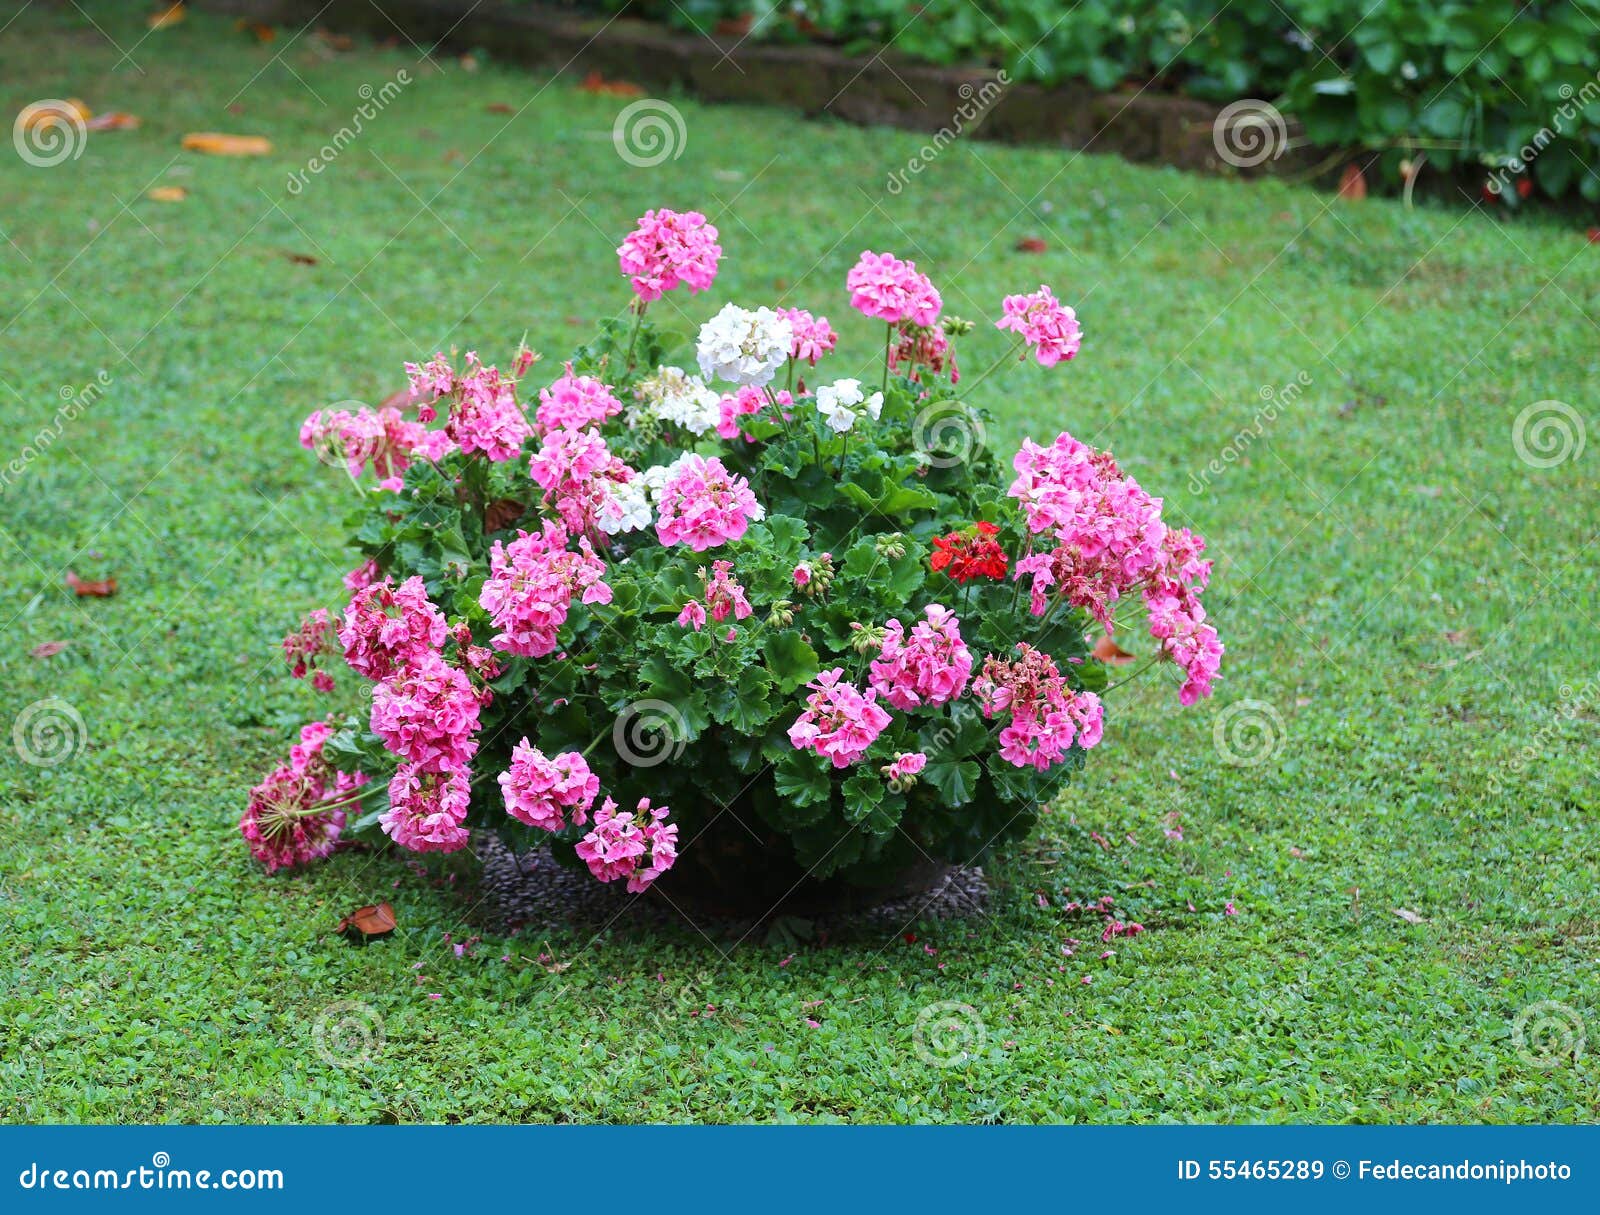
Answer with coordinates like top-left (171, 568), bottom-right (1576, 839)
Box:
top-left (202, 0), bottom-right (1310, 177)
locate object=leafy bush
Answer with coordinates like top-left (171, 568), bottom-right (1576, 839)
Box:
top-left (587, 0), bottom-right (1600, 201)
top-left (242, 209), bottom-right (1222, 901)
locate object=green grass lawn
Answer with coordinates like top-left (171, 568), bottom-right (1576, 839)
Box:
top-left (1, 2), bottom-right (1596, 1123)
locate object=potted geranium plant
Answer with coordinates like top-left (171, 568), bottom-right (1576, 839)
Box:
top-left (241, 208), bottom-right (1222, 914)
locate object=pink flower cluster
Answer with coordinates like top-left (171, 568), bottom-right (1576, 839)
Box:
top-left (846, 251), bottom-right (942, 326)
top-left (536, 364), bottom-right (623, 434)
top-left (499, 740), bottom-right (600, 832)
top-left (480, 520), bottom-right (613, 657)
top-left (654, 454), bottom-right (764, 551)
top-left (617, 208), bottom-right (721, 303)
top-left (239, 721), bottom-right (366, 873)
top-left (1144, 529), bottom-right (1223, 705)
top-left (369, 650), bottom-right (482, 773)
top-left (885, 751), bottom-right (927, 785)
top-left (340, 576), bottom-right (450, 682)
top-left (996, 284), bottom-right (1081, 367)
top-left (888, 322), bottom-right (958, 384)
top-left (575, 797), bottom-right (678, 892)
top-left (1009, 433), bottom-right (1166, 628)
top-left (299, 405), bottom-right (447, 480)
top-left (402, 351), bottom-right (533, 461)
top-left (779, 308), bottom-right (838, 364)
top-left (282, 608), bottom-right (337, 692)
top-left (529, 426), bottom-right (638, 533)
top-left (677, 560), bottom-right (753, 632)
top-left (383, 764), bottom-right (471, 853)
top-left (868, 604), bottom-right (973, 710)
top-left (972, 644), bottom-right (1104, 770)
top-left (788, 668), bottom-right (893, 768)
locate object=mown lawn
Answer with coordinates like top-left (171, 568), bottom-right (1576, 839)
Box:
top-left (1, 2), bottom-right (1596, 1123)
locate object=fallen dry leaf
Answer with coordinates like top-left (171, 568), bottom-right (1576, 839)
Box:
top-left (1391, 907), bottom-right (1426, 925)
top-left (182, 132), bottom-right (273, 157)
top-left (1443, 630), bottom-right (1468, 646)
top-left (1587, 227), bottom-right (1599, 244)
top-left (276, 250), bottom-right (318, 265)
top-left (236, 18), bottom-right (275, 42)
top-left (458, 53), bottom-right (480, 72)
top-left (29, 640), bottom-right (70, 659)
top-left (87, 112), bottom-right (140, 131)
top-left (1014, 236), bottom-right (1048, 253)
top-left (1091, 631), bottom-right (1136, 665)
top-left (486, 102), bottom-right (514, 114)
top-left (579, 70), bottom-right (643, 98)
top-left (21, 99), bottom-right (90, 130)
top-left (147, 186), bottom-right (187, 202)
top-left (315, 28), bottom-right (354, 52)
top-left (65, 571), bottom-right (117, 598)
top-left (336, 901), bottom-right (397, 938)
top-left (1337, 163), bottom-right (1368, 201)
top-left (147, 2), bottom-right (185, 29)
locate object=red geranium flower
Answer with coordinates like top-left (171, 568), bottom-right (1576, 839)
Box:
top-left (930, 521), bottom-right (1008, 583)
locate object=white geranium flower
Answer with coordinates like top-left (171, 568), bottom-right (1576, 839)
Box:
top-left (597, 474), bottom-right (652, 535)
top-left (814, 378), bottom-right (884, 433)
top-left (636, 366), bottom-right (722, 436)
top-left (696, 303), bottom-right (793, 388)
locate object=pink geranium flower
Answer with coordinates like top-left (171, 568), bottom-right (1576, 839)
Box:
top-left (617, 209), bottom-right (721, 302)
top-left (788, 668), bottom-right (893, 768)
top-left (846, 250), bottom-right (941, 326)
top-left (995, 285), bottom-right (1081, 366)
top-left (653, 453), bottom-right (765, 551)
top-left (499, 740), bottom-right (600, 832)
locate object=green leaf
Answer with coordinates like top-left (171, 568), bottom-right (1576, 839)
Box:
top-left (922, 758), bottom-right (981, 807)
top-left (774, 751), bottom-right (833, 808)
top-left (763, 630), bottom-right (820, 694)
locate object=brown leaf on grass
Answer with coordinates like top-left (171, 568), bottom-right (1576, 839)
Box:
top-left (1443, 629), bottom-right (1469, 646)
top-left (484, 498), bottom-right (526, 533)
top-left (182, 132), bottom-right (273, 157)
top-left (65, 571), bottom-right (117, 598)
top-left (336, 901), bottom-right (396, 938)
top-left (1014, 236), bottom-right (1048, 253)
top-left (147, 185), bottom-right (187, 202)
top-left (277, 249), bottom-right (318, 265)
top-left (1337, 163), bottom-right (1368, 201)
top-left (458, 53), bottom-right (480, 72)
top-left (20, 99), bottom-right (90, 130)
top-left (315, 28), bottom-right (355, 52)
top-left (147, 2), bottom-right (185, 29)
top-left (30, 640), bottom-right (70, 659)
top-left (1091, 631), bottom-right (1136, 665)
top-left (1391, 907), bottom-right (1426, 925)
top-left (579, 70), bottom-right (643, 97)
top-left (86, 111), bottom-right (140, 131)
top-left (486, 102), bottom-right (514, 114)
top-left (236, 18), bottom-right (276, 42)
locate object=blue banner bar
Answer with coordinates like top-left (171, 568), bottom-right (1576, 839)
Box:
top-left (2, 1127), bottom-right (1595, 1212)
